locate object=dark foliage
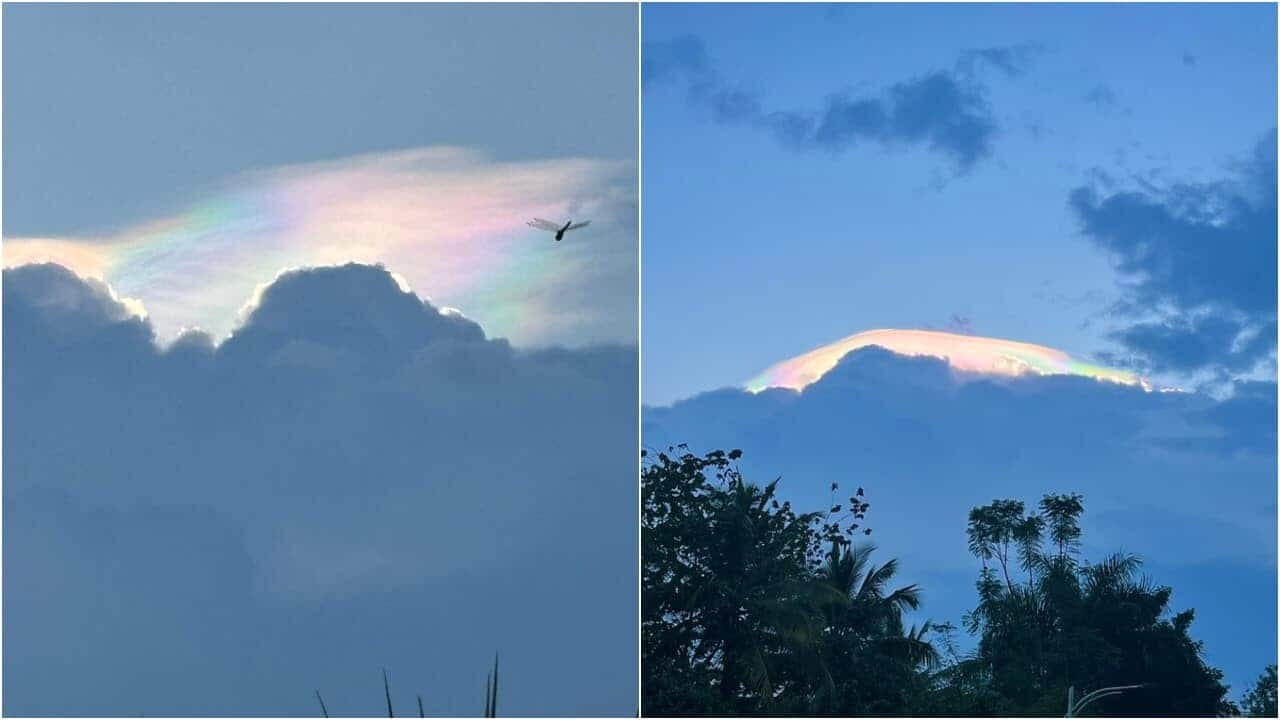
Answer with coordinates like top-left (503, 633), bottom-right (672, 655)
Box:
top-left (1241, 665), bottom-right (1276, 718)
top-left (642, 447), bottom-right (934, 716)
top-left (916, 495), bottom-right (1235, 717)
top-left (643, 447), bottom-right (1242, 717)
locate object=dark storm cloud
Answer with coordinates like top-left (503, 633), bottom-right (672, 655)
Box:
top-left (644, 346), bottom-right (1276, 691)
top-left (643, 35), bottom-right (1037, 172)
top-left (4, 262), bottom-right (637, 716)
top-left (1070, 130), bottom-right (1278, 375)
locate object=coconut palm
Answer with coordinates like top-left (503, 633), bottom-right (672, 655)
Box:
top-left (697, 476), bottom-right (849, 710)
top-left (642, 449), bottom-right (854, 715)
top-left (809, 541), bottom-right (940, 714)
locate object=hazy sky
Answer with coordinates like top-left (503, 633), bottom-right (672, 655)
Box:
top-left (642, 2), bottom-right (1275, 405)
top-left (4, 3), bottom-right (638, 346)
top-left (5, 3), bottom-right (637, 235)
top-left (4, 4), bottom-right (637, 716)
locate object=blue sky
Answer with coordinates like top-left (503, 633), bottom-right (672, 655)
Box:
top-left (641, 1), bottom-right (1275, 702)
top-left (642, 2), bottom-right (1275, 405)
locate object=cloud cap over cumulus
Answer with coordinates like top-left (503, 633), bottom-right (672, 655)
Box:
top-left (4, 262), bottom-right (637, 716)
top-left (3, 147), bottom-right (638, 349)
top-left (644, 345), bottom-right (1276, 692)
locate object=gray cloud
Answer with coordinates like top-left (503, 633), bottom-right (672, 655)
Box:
top-left (644, 346), bottom-right (1276, 691)
top-left (955, 43), bottom-right (1042, 78)
top-left (1084, 84), bottom-right (1122, 113)
top-left (4, 262), bottom-right (637, 716)
top-left (643, 35), bottom-right (1039, 172)
top-left (1070, 130), bottom-right (1278, 375)
top-left (945, 313), bottom-right (975, 334)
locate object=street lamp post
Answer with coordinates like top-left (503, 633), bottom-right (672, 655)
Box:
top-left (1065, 684), bottom-right (1145, 717)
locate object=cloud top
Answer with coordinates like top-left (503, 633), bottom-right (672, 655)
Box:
top-left (4, 261), bottom-right (637, 715)
top-left (4, 147), bottom-right (637, 348)
top-left (746, 328), bottom-right (1149, 393)
top-left (647, 346), bottom-right (1275, 693)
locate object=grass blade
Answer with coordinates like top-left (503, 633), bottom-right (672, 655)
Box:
top-left (490, 654), bottom-right (498, 718)
top-left (383, 668), bottom-right (394, 718)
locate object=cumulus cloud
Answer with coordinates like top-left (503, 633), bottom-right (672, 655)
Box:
top-left (1070, 130), bottom-right (1278, 376)
top-left (643, 35), bottom-right (1037, 172)
top-left (3, 146), bottom-right (638, 348)
top-left (3, 263), bottom-right (151, 339)
top-left (644, 346), bottom-right (1275, 688)
top-left (4, 262), bottom-right (637, 716)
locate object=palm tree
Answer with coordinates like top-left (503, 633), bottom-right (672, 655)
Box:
top-left (697, 478), bottom-right (848, 711)
top-left (813, 542), bottom-right (939, 713)
top-left (820, 543), bottom-right (923, 620)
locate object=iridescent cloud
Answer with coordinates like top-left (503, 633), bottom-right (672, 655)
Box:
top-left (746, 328), bottom-right (1151, 392)
top-left (4, 147), bottom-right (636, 347)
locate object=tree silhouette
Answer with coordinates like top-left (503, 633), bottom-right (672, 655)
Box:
top-left (921, 495), bottom-right (1234, 716)
top-left (642, 447), bottom-right (1238, 717)
top-left (642, 448), bottom-right (926, 716)
top-left (1241, 665), bottom-right (1276, 718)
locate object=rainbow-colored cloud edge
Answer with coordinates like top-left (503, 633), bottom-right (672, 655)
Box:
top-left (745, 328), bottom-right (1154, 393)
top-left (3, 147), bottom-right (634, 348)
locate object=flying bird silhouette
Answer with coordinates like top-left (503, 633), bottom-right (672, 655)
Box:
top-left (527, 217), bottom-right (590, 241)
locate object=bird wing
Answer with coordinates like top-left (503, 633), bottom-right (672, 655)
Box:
top-left (527, 218), bottom-right (562, 232)
top-left (564, 221), bottom-right (591, 232)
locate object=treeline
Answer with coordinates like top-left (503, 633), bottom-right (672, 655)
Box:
top-left (641, 447), bottom-right (1274, 717)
